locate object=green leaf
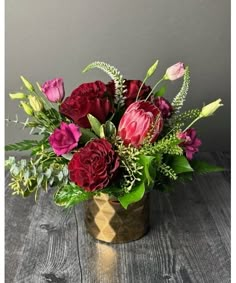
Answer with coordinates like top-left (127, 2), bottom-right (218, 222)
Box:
top-left (54, 183), bottom-right (93, 208)
top-left (80, 128), bottom-right (97, 143)
top-left (62, 154), bottom-right (73, 160)
top-left (190, 160), bottom-right (224, 174)
top-left (5, 140), bottom-right (39, 151)
top-left (154, 85), bottom-right (167, 97)
top-left (87, 114), bottom-right (101, 136)
top-left (170, 155), bottom-right (194, 174)
top-left (118, 182), bottom-right (145, 209)
top-left (138, 155), bottom-right (156, 187)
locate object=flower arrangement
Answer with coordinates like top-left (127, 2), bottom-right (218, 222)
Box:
top-left (5, 60), bottom-right (223, 209)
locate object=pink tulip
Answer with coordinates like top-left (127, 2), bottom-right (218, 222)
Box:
top-left (165, 62), bottom-right (185, 81)
top-left (118, 101), bottom-right (163, 147)
top-left (41, 78), bottom-right (65, 103)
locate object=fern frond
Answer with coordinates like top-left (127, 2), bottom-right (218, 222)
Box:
top-left (171, 67), bottom-right (190, 112)
top-left (83, 61), bottom-right (126, 107)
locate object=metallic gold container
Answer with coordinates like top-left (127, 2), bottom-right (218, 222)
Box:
top-left (85, 193), bottom-right (149, 243)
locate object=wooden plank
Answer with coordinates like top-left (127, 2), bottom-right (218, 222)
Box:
top-left (13, 192), bottom-right (82, 282)
top-left (5, 152), bottom-right (230, 283)
top-left (5, 172), bottom-right (35, 283)
top-left (195, 152), bottom-right (230, 253)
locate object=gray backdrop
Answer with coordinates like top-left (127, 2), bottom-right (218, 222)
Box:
top-left (5, 0), bottom-right (230, 151)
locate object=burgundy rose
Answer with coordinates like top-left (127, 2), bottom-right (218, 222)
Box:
top-left (59, 81), bottom-right (113, 128)
top-left (49, 122), bottom-right (81, 156)
top-left (118, 101), bottom-right (163, 147)
top-left (153, 97), bottom-right (173, 119)
top-left (106, 80), bottom-right (151, 107)
top-left (68, 138), bottom-right (120, 192)
top-left (178, 128), bottom-right (202, 160)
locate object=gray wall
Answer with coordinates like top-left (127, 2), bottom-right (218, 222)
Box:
top-left (5, 0), bottom-right (230, 151)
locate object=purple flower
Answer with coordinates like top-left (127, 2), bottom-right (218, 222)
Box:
top-left (153, 97), bottom-right (173, 119)
top-left (178, 128), bottom-right (202, 160)
top-left (49, 122), bottom-right (81, 156)
top-left (41, 78), bottom-right (65, 103)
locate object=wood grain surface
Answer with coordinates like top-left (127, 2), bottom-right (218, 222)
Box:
top-left (5, 152), bottom-right (230, 283)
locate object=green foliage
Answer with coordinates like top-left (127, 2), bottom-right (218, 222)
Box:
top-left (34, 109), bottom-right (61, 132)
top-left (5, 140), bottom-right (40, 151)
top-left (138, 155), bottom-right (157, 187)
top-left (5, 149), bottom-right (69, 200)
top-left (87, 114), bottom-right (101, 136)
top-left (170, 155), bottom-right (194, 174)
top-left (115, 139), bottom-right (143, 192)
top-left (190, 160), bottom-right (224, 174)
top-left (118, 182), bottom-right (145, 209)
top-left (142, 134), bottom-right (183, 156)
top-left (154, 85), bottom-right (167, 97)
top-left (100, 121), bottom-right (117, 140)
top-left (82, 61), bottom-right (125, 108)
top-left (79, 128), bottom-right (97, 144)
top-left (30, 137), bottom-right (50, 155)
top-left (44, 108), bottom-right (62, 124)
top-left (159, 163), bottom-right (177, 180)
top-left (171, 109), bottom-right (201, 124)
top-left (54, 183), bottom-right (93, 208)
top-left (171, 67), bottom-right (190, 112)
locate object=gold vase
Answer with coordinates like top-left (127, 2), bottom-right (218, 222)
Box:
top-left (84, 193), bottom-right (149, 243)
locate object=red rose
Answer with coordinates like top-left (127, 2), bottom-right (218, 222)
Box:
top-left (106, 80), bottom-right (151, 107)
top-left (59, 81), bottom-right (113, 128)
top-left (68, 138), bottom-right (120, 192)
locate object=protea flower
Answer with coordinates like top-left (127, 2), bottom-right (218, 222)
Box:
top-left (118, 101), bottom-right (163, 147)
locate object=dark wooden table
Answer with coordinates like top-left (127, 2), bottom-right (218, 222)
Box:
top-left (5, 152), bottom-right (230, 283)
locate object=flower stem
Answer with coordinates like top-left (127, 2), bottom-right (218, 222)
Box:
top-left (183, 116), bottom-right (202, 132)
top-left (145, 77), bottom-right (164, 101)
top-left (136, 77), bottom-right (147, 101)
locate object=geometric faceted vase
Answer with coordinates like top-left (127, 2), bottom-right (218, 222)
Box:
top-left (84, 193), bottom-right (150, 244)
